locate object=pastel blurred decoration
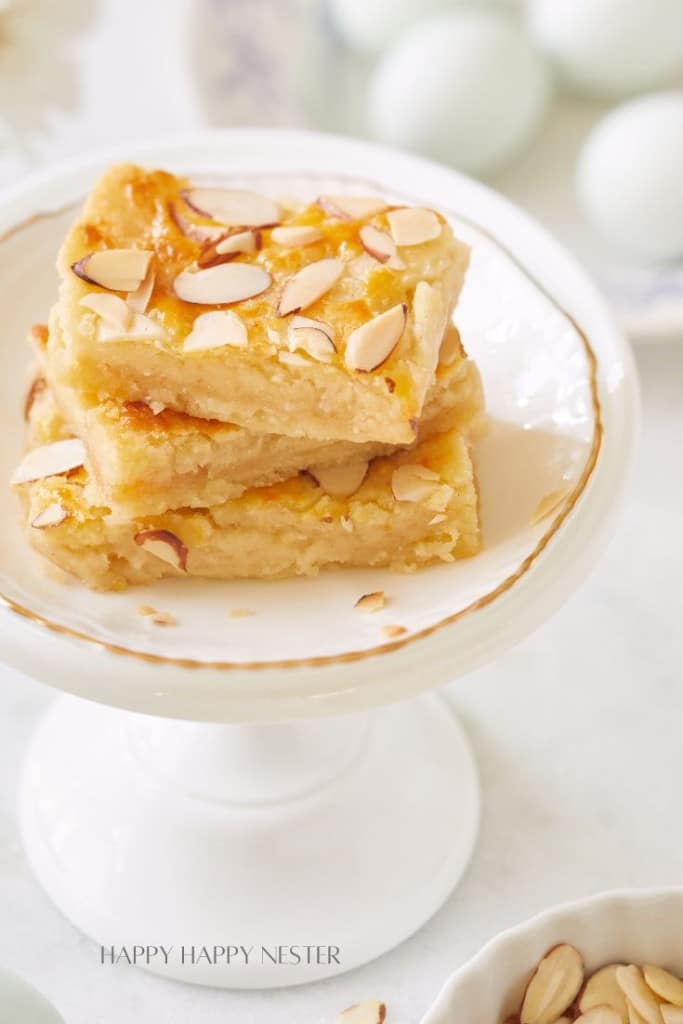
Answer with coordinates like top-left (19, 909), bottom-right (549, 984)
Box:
top-left (576, 93), bottom-right (683, 263)
top-left (328, 0), bottom-right (460, 54)
top-left (527, 0), bottom-right (683, 98)
top-left (368, 8), bottom-right (550, 175)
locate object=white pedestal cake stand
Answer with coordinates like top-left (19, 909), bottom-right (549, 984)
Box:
top-left (0, 132), bottom-right (639, 989)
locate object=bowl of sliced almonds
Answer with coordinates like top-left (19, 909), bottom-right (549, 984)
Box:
top-left (422, 889), bottom-right (683, 1024)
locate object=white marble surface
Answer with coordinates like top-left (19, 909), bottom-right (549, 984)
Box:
top-left (1, 1), bottom-right (682, 1021)
top-left (1, 340), bottom-right (681, 1022)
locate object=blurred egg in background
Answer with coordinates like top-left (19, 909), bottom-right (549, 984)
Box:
top-left (368, 7), bottom-right (550, 175)
top-left (328, 0), bottom-right (460, 55)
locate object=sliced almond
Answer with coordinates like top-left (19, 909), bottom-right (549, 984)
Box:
top-left (278, 350), bottom-right (310, 367)
top-left (345, 303), bottom-right (406, 372)
top-left (80, 292), bottom-right (133, 330)
top-left (168, 201), bottom-right (226, 243)
top-left (439, 325), bottom-right (462, 367)
top-left (24, 377), bottom-right (47, 421)
top-left (616, 967), bottom-right (664, 1024)
top-left (31, 503), bottom-right (69, 529)
top-left (387, 207), bottom-right (441, 246)
top-left (391, 464), bottom-right (453, 512)
top-left (198, 229), bottom-right (260, 268)
top-left (97, 312), bottom-right (168, 343)
top-left (309, 461), bottom-right (368, 497)
top-left (288, 315), bottom-right (336, 362)
top-left (174, 263), bottom-right (272, 305)
top-left (12, 439), bottom-right (86, 485)
top-left (355, 591), bottom-right (385, 613)
top-left (520, 944), bottom-right (585, 1024)
top-left (126, 266), bottom-right (155, 315)
top-left (580, 965), bottom-right (629, 1024)
top-left (71, 249), bottom-right (153, 292)
top-left (318, 195), bottom-right (388, 220)
top-left (661, 1011), bottom-right (683, 1024)
top-left (359, 225), bottom-right (404, 269)
top-left (271, 225), bottom-right (323, 248)
top-left (182, 188), bottom-right (279, 228)
top-left (629, 1003), bottom-right (650, 1024)
top-left (576, 1008), bottom-right (623, 1024)
top-left (644, 969), bottom-right (683, 1009)
top-left (183, 310), bottom-right (248, 352)
top-left (381, 624), bottom-right (406, 638)
top-left (277, 257), bottom-right (343, 316)
top-left (336, 1001), bottom-right (386, 1024)
top-left (134, 529), bottom-right (188, 572)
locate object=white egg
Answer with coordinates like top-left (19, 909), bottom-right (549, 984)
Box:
top-left (576, 93), bottom-right (683, 262)
top-left (527, 0), bottom-right (683, 98)
top-left (368, 9), bottom-right (550, 175)
top-left (328, 0), bottom-right (460, 55)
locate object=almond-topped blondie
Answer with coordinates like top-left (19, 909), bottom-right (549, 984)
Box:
top-left (13, 381), bottom-right (481, 591)
top-left (32, 322), bottom-right (484, 516)
top-left (50, 164), bottom-right (470, 444)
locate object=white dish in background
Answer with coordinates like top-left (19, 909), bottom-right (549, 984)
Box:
top-left (423, 888), bottom-right (683, 1024)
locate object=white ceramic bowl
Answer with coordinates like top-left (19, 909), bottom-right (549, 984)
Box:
top-left (423, 888), bottom-right (683, 1023)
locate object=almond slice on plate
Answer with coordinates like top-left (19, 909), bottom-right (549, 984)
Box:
top-left (271, 225), bottom-right (323, 247)
top-left (616, 967), bottom-right (664, 1024)
top-left (12, 438), bottom-right (86, 485)
top-left (317, 195), bottom-right (388, 220)
top-left (359, 225), bottom-right (404, 269)
top-left (71, 249), bottom-right (153, 292)
top-left (277, 257), bottom-right (343, 316)
top-left (628, 1004), bottom-right (649, 1024)
top-left (355, 591), bottom-right (385, 613)
top-left (80, 292), bottom-right (133, 331)
top-left (174, 263), bottom-right (272, 305)
top-left (288, 315), bottom-right (336, 362)
top-left (168, 201), bottom-right (226, 243)
top-left (345, 303), bottom-right (406, 372)
top-left (579, 965), bottom-right (629, 1023)
top-left (661, 1009), bottom-right (683, 1024)
top-left (198, 229), bottom-right (260, 268)
top-left (308, 461), bottom-right (368, 497)
top-left (134, 529), bottom-right (188, 572)
top-left (391, 464), bottom-right (453, 511)
top-left (520, 944), bottom-right (585, 1024)
top-left (184, 310), bottom-right (248, 351)
top-left (31, 503), bottom-right (69, 529)
top-left (126, 267), bottom-right (155, 315)
top-left (182, 188), bottom-right (279, 228)
top-left (335, 1000), bottom-right (386, 1024)
top-left (387, 207), bottom-right (441, 246)
top-left (644, 968), bottom-right (683, 1008)
top-left (576, 1008), bottom-right (624, 1024)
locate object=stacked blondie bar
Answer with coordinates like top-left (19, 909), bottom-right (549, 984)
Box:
top-left (12, 164), bottom-right (484, 590)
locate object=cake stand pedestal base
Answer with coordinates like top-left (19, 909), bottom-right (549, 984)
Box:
top-left (19, 692), bottom-right (479, 989)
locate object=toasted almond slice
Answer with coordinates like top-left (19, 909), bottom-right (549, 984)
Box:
top-left (391, 464), bottom-right (453, 511)
top-left (290, 315), bottom-right (335, 341)
top-left (31, 503), bottom-right (69, 529)
top-left (381, 624), bottom-right (407, 638)
top-left (520, 945), bottom-right (585, 1024)
top-left (71, 249), bottom-right (153, 292)
top-left (439, 325), bottom-right (462, 367)
top-left (12, 439), bottom-right (86, 485)
top-left (309, 461), bottom-right (368, 497)
top-left (174, 263), bottom-right (272, 305)
top-left (336, 1001), bottom-right (386, 1024)
top-left (661, 1011), bottom-right (683, 1024)
top-left (266, 325), bottom-right (283, 347)
top-left (345, 303), bottom-right (407, 372)
top-left (271, 225), bottom-right (323, 247)
top-left (580, 966), bottom-right (629, 1023)
top-left (277, 258), bottom-right (343, 316)
top-left (616, 967), bottom-right (664, 1024)
top-left (168, 201), bottom-right (226, 243)
top-left (126, 266), bottom-right (155, 315)
top-left (183, 188), bottom-right (279, 228)
top-left (355, 591), bottom-right (385, 613)
top-left (359, 225), bottom-right (404, 269)
top-left (576, 1008), bottom-right (623, 1024)
top-left (183, 310), bottom-right (248, 352)
top-left (198, 229), bottom-right (260, 268)
top-left (628, 1002), bottom-right (650, 1024)
top-left (318, 195), bottom-right (388, 220)
top-left (134, 529), bottom-right (188, 572)
top-left (80, 292), bottom-right (133, 330)
top-left (96, 312), bottom-right (168, 343)
top-left (24, 377), bottom-right (47, 421)
top-left (644, 969), bottom-right (683, 1009)
top-left (278, 350), bottom-right (310, 367)
top-left (387, 207), bottom-right (441, 246)
top-left (288, 316), bottom-right (336, 362)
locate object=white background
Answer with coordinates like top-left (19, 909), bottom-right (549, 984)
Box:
top-left (1, 2), bottom-right (682, 1022)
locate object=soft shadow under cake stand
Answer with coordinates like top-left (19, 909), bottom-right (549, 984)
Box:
top-left (0, 132), bottom-right (639, 988)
